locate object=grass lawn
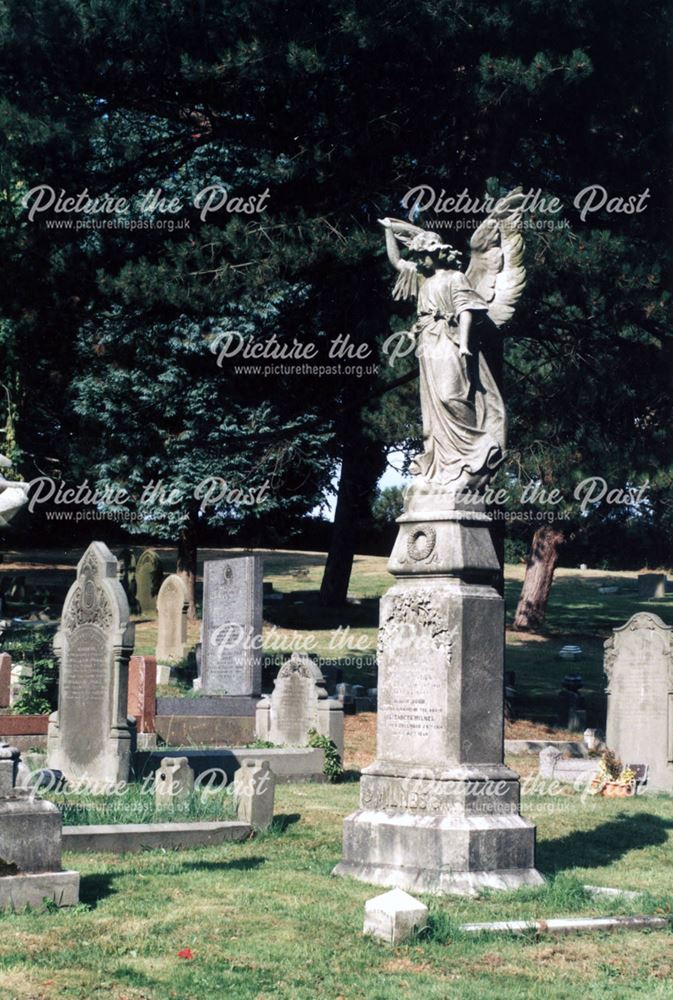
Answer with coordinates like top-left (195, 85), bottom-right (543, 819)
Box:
top-left (0, 778), bottom-right (672, 999)
top-left (1, 547), bottom-right (673, 998)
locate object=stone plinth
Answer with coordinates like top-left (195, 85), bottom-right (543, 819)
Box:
top-left (334, 486), bottom-right (543, 895)
top-left (0, 744), bottom-right (79, 910)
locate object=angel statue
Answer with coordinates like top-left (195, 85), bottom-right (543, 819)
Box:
top-left (380, 188), bottom-right (526, 492)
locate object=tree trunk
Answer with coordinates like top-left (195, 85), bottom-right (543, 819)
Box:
top-left (319, 423), bottom-right (386, 607)
top-left (513, 525), bottom-right (566, 630)
top-left (177, 512), bottom-right (198, 620)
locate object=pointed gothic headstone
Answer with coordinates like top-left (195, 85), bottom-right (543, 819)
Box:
top-left (47, 542), bottom-right (135, 783)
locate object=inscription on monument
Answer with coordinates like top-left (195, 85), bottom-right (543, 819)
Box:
top-left (60, 626), bottom-right (107, 766)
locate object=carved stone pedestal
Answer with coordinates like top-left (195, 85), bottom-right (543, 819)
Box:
top-left (334, 486), bottom-right (543, 894)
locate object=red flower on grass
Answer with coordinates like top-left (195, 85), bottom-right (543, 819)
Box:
top-left (177, 948), bottom-right (194, 960)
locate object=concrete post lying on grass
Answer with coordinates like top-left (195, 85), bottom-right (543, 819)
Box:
top-left (460, 915), bottom-right (668, 936)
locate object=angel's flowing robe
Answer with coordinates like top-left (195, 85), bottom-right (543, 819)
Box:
top-left (406, 267), bottom-right (506, 487)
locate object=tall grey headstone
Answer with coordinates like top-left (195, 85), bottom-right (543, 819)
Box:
top-left (605, 612), bottom-right (673, 792)
top-left (156, 573), bottom-right (188, 664)
top-left (135, 549), bottom-right (164, 615)
top-left (47, 542), bottom-right (135, 784)
top-left (255, 653), bottom-right (344, 758)
top-left (334, 486), bottom-right (543, 895)
top-left (201, 556), bottom-right (262, 696)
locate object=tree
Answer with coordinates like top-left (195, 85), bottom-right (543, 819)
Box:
top-left (0, 0), bottom-right (669, 619)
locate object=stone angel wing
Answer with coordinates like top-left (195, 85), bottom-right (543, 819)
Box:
top-left (465, 188), bottom-right (526, 327)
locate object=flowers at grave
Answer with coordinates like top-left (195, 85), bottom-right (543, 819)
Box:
top-left (591, 748), bottom-right (636, 796)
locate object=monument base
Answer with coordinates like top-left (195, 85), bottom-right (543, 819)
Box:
top-left (334, 808), bottom-right (544, 896)
top-left (0, 870), bottom-right (80, 910)
top-left (334, 487), bottom-right (544, 897)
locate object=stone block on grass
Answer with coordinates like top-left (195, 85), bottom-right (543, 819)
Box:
top-left (233, 759), bottom-right (275, 830)
top-left (363, 888), bottom-right (428, 945)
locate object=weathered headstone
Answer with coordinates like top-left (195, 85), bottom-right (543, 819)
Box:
top-left (0, 652), bottom-right (11, 708)
top-left (638, 573), bottom-right (667, 600)
top-left (135, 549), bottom-right (164, 615)
top-left (233, 759), bottom-right (275, 830)
top-left (605, 612), bottom-right (673, 792)
top-left (9, 662), bottom-right (31, 707)
top-left (0, 742), bottom-right (79, 910)
top-left (201, 556), bottom-right (262, 696)
top-left (47, 542), bottom-right (135, 784)
top-left (155, 756), bottom-right (194, 808)
top-left (255, 653), bottom-right (344, 758)
top-left (116, 547), bottom-right (138, 613)
top-left (127, 655), bottom-right (157, 735)
top-left (156, 574), bottom-right (188, 664)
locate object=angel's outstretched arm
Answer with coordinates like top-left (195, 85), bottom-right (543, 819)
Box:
top-left (378, 218), bottom-right (405, 271)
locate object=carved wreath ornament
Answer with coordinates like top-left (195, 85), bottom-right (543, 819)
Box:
top-left (377, 591), bottom-right (454, 664)
top-left (406, 525), bottom-right (437, 562)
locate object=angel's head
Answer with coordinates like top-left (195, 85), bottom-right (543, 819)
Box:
top-left (403, 230), bottom-right (462, 273)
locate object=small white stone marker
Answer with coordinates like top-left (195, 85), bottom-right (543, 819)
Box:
top-left (363, 888), bottom-right (428, 945)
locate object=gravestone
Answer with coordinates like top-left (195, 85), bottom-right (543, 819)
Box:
top-left (605, 612), bottom-right (673, 792)
top-left (0, 652), bottom-right (11, 708)
top-left (9, 662), bottom-right (32, 707)
top-left (127, 655), bottom-right (157, 736)
top-left (233, 759), bottom-right (275, 830)
top-left (156, 574), bottom-right (188, 664)
top-left (135, 549), bottom-right (164, 615)
top-left (155, 756), bottom-right (194, 808)
top-left (638, 573), bottom-right (667, 600)
top-left (47, 542), bottom-right (135, 784)
top-left (201, 556), bottom-right (262, 697)
top-left (116, 547), bottom-right (138, 613)
top-left (255, 653), bottom-right (344, 758)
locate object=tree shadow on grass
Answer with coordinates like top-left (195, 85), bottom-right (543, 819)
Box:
top-left (79, 872), bottom-right (117, 908)
top-left (177, 855), bottom-right (267, 874)
top-left (538, 811), bottom-right (673, 876)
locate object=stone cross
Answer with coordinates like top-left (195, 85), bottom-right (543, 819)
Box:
top-left (47, 542), bottom-right (135, 784)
